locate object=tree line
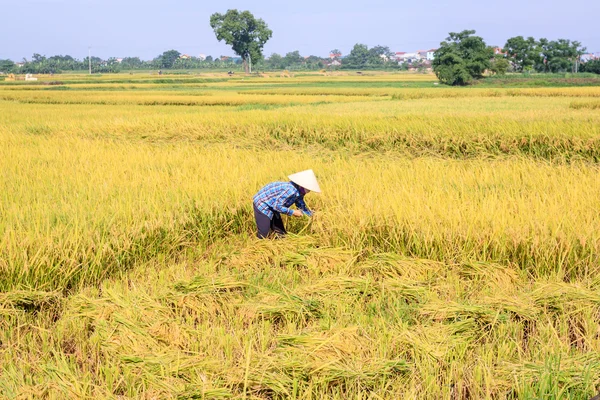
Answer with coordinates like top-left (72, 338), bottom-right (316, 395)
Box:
top-left (433, 30), bottom-right (596, 85)
top-left (0, 49), bottom-right (403, 74)
top-left (0, 51), bottom-right (245, 74)
top-left (208, 10), bottom-right (598, 81)
top-left (1, 8), bottom-right (598, 81)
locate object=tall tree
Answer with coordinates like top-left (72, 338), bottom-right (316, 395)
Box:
top-left (433, 30), bottom-right (493, 85)
top-left (503, 36), bottom-right (540, 72)
top-left (368, 45), bottom-right (393, 65)
top-left (345, 44), bottom-right (370, 68)
top-left (32, 53), bottom-right (46, 63)
top-left (155, 50), bottom-right (181, 69)
top-left (210, 9), bottom-right (272, 73)
top-left (540, 39), bottom-right (586, 73)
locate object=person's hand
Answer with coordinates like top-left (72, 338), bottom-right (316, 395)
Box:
top-left (292, 210), bottom-right (303, 217)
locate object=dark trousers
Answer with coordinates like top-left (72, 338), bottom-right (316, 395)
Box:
top-left (254, 204), bottom-right (286, 239)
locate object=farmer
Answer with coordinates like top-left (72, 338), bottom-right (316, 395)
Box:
top-left (253, 169), bottom-right (321, 239)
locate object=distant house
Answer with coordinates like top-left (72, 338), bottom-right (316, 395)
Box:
top-left (116, 58), bottom-right (123, 64)
top-left (179, 54), bottom-right (191, 60)
top-left (329, 51), bottom-right (342, 59)
top-left (493, 47), bottom-right (507, 56)
top-left (581, 53), bottom-right (600, 62)
top-left (426, 49), bottom-right (437, 61)
top-left (329, 59), bottom-right (342, 67)
top-left (394, 49), bottom-right (437, 63)
top-left (198, 53), bottom-right (207, 61)
top-left (15, 62), bottom-right (24, 68)
top-left (399, 52), bottom-right (421, 63)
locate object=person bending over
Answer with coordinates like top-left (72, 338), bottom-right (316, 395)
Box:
top-left (252, 169), bottom-right (321, 239)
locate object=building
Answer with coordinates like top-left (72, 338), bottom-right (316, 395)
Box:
top-left (397, 52), bottom-right (421, 63)
top-left (493, 47), bottom-right (507, 56)
top-left (426, 49), bottom-right (437, 61)
top-left (394, 52), bottom-right (406, 61)
top-left (393, 49), bottom-right (437, 63)
top-left (179, 54), bottom-right (191, 60)
top-left (198, 54), bottom-right (207, 61)
top-left (329, 51), bottom-right (342, 59)
top-left (581, 53), bottom-right (600, 62)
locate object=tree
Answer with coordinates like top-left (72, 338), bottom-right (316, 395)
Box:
top-left (546, 39), bottom-right (585, 73)
top-left (533, 38), bottom-right (586, 73)
top-left (106, 57), bottom-right (122, 73)
top-left (121, 57), bottom-right (144, 69)
top-left (345, 44), bottom-right (370, 68)
top-left (267, 53), bottom-right (284, 69)
top-left (0, 59), bottom-right (15, 73)
top-left (342, 44), bottom-right (396, 69)
top-left (155, 50), bottom-right (181, 69)
top-left (369, 45), bottom-right (393, 61)
top-left (433, 30), bottom-right (493, 85)
top-left (205, 55), bottom-right (213, 62)
top-left (305, 55), bottom-right (324, 70)
top-left (210, 9), bottom-right (272, 73)
top-left (490, 55), bottom-right (510, 75)
top-left (284, 50), bottom-right (303, 68)
top-left (580, 59), bottom-right (600, 74)
top-left (503, 36), bottom-right (540, 72)
top-left (329, 49), bottom-right (341, 59)
top-left (32, 53), bottom-right (46, 63)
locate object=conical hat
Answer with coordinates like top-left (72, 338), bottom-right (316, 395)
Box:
top-left (288, 169), bottom-right (321, 193)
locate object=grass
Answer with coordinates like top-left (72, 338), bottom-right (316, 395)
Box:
top-left (481, 73), bottom-right (600, 87)
top-left (1, 72), bottom-right (600, 399)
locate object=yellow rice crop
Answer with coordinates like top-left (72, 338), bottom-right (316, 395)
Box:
top-left (1, 73), bottom-right (600, 399)
top-left (0, 90), bottom-right (376, 106)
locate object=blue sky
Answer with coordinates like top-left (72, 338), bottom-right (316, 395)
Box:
top-left (1, 0), bottom-right (598, 61)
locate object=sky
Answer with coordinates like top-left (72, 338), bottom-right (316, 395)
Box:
top-left (0, 0), bottom-right (598, 61)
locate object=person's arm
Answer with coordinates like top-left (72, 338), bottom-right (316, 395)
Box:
top-left (295, 197), bottom-right (312, 217)
top-left (270, 187), bottom-right (295, 216)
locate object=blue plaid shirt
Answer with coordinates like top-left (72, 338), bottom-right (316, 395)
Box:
top-left (253, 181), bottom-right (312, 219)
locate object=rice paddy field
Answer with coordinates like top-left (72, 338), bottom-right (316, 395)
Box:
top-left (1, 71), bottom-right (600, 399)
